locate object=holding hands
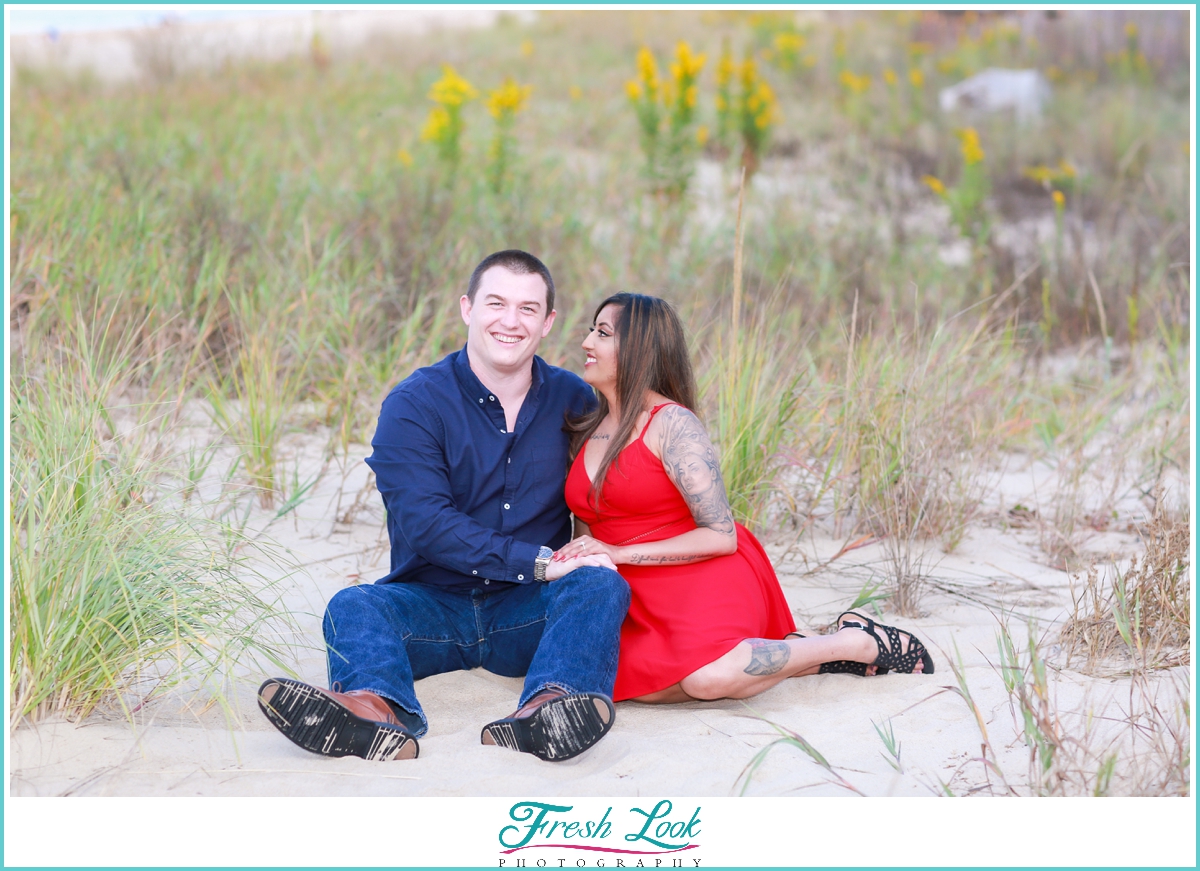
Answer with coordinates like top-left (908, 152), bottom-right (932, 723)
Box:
top-left (552, 535), bottom-right (622, 566)
top-left (544, 547), bottom-right (618, 580)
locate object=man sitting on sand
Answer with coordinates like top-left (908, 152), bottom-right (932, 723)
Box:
top-left (258, 250), bottom-right (630, 762)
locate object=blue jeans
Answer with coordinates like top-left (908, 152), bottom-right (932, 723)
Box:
top-left (322, 566), bottom-right (630, 737)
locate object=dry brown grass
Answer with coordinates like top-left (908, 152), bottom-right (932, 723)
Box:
top-left (1060, 488), bottom-right (1191, 675)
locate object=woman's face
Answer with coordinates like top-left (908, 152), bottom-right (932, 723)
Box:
top-left (581, 303), bottom-right (621, 391)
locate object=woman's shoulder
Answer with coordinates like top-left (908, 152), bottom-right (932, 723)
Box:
top-left (642, 396), bottom-right (705, 457)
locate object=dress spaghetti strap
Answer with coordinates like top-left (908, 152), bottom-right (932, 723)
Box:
top-left (638, 402), bottom-right (681, 440)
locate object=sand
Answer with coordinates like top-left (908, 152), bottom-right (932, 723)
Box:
top-left (9, 413), bottom-right (1188, 794)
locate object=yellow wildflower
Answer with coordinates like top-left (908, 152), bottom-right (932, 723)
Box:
top-left (908, 67), bottom-right (924, 88)
top-left (420, 106), bottom-right (450, 142)
top-left (696, 125), bottom-right (709, 146)
top-left (1022, 165), bottom-right (1055, 184)
top-left (936, 57), bottom-right (958, 74)
top-left (958, 127), bottom-right (985, 166)
top-left (626, 80), bottom-right (642, 101)
top-left (1052, 190), bottom-right (1065, 208)
top-left (923, 175), bottom-right (946, 196)
top-left (883, 68), bottom-right (898, 87)
top-left (396, 148), bottom-right (413, 167)
top-left (839, 70), bottom-right (871, 94)
top-left (773, 32), bottom-right (805, 53)
top-left (685, 84), bottom-right (698, 108)
top-left (1124, 22), bottom-right (1138, 38)
top-left (520, 40), bottom-right (534, 58)
top-left (487, 79), bottom-right (532, 119)
top-left (1058, 160), bottom-right (1076, 178)
top-left (569, 85), bottom-right (582, 100)
top-left (428, 65), bottom-right (477, 107)
top-left (636, 46), bottom-right (660, 100)
top-left (908, 41), bottom-right (932, 57)
top-left (716, 47), bottom-right (735, 88)
top-left (672, 41), bottom-right (707, 80)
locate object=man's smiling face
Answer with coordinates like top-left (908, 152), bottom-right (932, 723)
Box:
top-left (460, 265), bottom-right (556, 379)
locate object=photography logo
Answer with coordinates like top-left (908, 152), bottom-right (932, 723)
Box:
top-left (498, 800), bottom-right (703, 867)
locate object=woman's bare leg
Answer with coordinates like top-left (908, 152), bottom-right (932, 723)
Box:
top-left (628, 684), bottom-right (696, 704)
top-left (677, 628), bottom-right (923, 701)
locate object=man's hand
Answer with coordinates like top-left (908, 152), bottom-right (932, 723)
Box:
top-left (544, 552), bottom-right (618, 581)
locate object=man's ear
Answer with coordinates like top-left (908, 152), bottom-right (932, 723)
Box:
top-left (459, 294), bottom-right (473, 327)
top-left (540, 309), bottom-right (557, 337)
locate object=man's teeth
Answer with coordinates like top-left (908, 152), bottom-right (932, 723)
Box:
top-left (493, 334), bottom-right (522, 344)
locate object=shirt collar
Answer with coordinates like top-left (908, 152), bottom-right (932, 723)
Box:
top-left (453, 344), bottom-right (545, 403)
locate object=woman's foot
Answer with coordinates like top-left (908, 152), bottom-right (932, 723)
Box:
top-left (834, 611), bottom-right (933, 674)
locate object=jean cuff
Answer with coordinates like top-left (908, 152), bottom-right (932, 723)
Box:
top-left (360, 688), bottom-right (428, 737)
top-left (518, 681), bottom-right (575, 709)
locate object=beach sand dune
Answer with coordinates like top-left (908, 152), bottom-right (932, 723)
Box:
top-left (10, 423), bottom-right (1185, 799)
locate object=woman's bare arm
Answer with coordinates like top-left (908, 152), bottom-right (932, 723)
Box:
top-left (553, 405), bottom-right (737, 566)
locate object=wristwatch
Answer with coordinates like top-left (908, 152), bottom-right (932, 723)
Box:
top-left (533, 546), bottom-right (554, 582)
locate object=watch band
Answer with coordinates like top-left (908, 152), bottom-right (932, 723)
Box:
top-left (533, 546), bottom-right (554, 582)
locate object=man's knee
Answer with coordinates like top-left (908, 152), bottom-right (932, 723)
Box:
top-left (556, 566), bottom-right (630, 607)
top-left (324, 585), bottom-right (389, 641)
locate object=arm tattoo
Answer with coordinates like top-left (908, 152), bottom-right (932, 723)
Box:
top-left (657, 406), bottom-right (736, 536)
top-left (626, 552), bottom-right (704, 565)
top-left (744, 639), bottom-right (791, 676)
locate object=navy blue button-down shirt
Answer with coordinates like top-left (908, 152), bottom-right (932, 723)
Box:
top-left (366, 347), bottom-right (595, 591)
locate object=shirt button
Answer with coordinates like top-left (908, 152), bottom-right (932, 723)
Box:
top-left (478, 398), bottom-right (484, 403)
top-left (504, 503), bottom-right (511, 509)
top-left (500, 428), bottom-right (506, 433)
top-left (472, 570), bottom-right (478, 575)
top-left (484, 579), bottom-right (490, 585)
top-left (489, 395), bottom-right (495, 401)
top-left (517, 574), bottom-right (524, 581)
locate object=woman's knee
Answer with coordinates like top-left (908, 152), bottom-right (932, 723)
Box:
top-left (679, 662), bottom-right (736, 700)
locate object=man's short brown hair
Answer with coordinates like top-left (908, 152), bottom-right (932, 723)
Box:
top-left (466, 250), bottom-right (555, 311)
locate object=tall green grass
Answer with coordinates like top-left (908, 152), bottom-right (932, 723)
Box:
top-left (9, 320), bottom-right (296, 724)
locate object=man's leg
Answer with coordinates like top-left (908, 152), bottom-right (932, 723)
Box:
top-left (259, 583), bottom-right (475, 760)
top-left (478, 566), bottom-right (629, 761)
top-left (324, 582), bottom-right (478, 735)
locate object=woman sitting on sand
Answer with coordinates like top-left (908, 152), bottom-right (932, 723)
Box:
top-left (554, 293), bottom-right (933, 703)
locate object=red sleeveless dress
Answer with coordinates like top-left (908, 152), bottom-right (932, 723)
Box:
top-left (565, 404), bottom-right (796, 701)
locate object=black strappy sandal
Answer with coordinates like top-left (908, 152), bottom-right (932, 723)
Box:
top-left (835, 611), bottom-right (935, 675)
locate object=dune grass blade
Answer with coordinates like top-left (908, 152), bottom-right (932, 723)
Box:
top-left (9, 322), bottom-right (297, 725)
top-left (735, 704), bottom-right (863, 796)
top-left (702, 319), bottom-right (801, 528)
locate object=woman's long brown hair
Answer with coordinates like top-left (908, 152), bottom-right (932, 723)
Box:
top-left (565, 293), bottom-right (699, 508)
